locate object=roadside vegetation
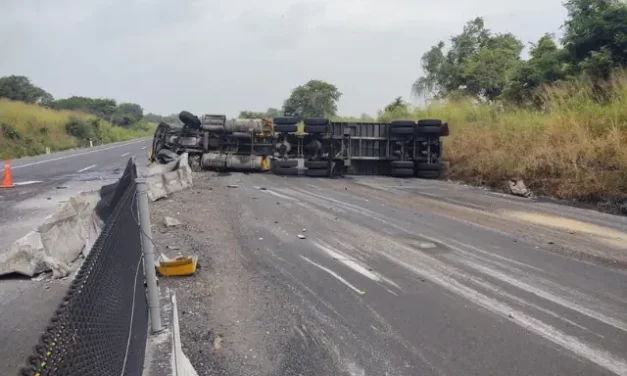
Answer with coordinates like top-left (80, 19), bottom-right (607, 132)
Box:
top-left (240, 0), bottom-right (626, 206)
top-left (0, 75), bottom-right (154, 158)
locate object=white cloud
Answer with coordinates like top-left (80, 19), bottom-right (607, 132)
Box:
top-left (0, 0), bottom-right (567, 117)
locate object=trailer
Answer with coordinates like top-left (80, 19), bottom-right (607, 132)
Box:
top-left (151, 111), bottom-right (448, 178)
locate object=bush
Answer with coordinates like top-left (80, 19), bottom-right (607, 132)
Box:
top-left (65, 117), bottom-right (96, 141)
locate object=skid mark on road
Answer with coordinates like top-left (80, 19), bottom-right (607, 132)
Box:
top-left (314, 240), bottom-right (402, 291)
top-left (302, 256), bottom-right (365, 296)
top-left (382, 247), bottom-right (627, 376)
top-left (275, 183), bottom-right (627, 374)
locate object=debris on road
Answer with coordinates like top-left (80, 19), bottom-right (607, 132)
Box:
top-left (298, 234), bottom-right (306, 239)
top-left (164, 216), bottom-right (182, 227)
top-left (0, 192), bottom-right (103, 278)
top-left (302, 228), bottom-right (307, 232)
top-left (228, 184), bottom-right (239, 188)
top-left (140, 153), bottom-right (193, 202)
top-left (157, 255), bottom-right (198, 277)
top-left (167, 245), bottom-right (181, 251)
top-left (508, 178), bottom-right (531, 197)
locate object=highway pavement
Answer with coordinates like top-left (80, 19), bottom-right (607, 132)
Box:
top-left (0, 138), bottom-right (152, 375)
top-left (152, 172), bottom-right (627, 376)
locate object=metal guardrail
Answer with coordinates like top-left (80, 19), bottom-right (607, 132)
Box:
top-left (19, 159), bottom-right (149, 376)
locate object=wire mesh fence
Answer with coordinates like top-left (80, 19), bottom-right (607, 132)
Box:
top-left (19, 159), bottom-right (148, 376)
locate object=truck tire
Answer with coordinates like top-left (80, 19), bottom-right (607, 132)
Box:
top-left (304, 125), bottom-right (328, 134)
top-left (272, 166), bottom-right (299, 175)
top-left (416, 163), bottom-right (442, 171)
top-left (305, 168), bottom-right (330, 177)
top-left (391, 120), bottom-right (416, 127)
top-left (179, 111), bottom-right (201, 129)
top-left (273, 116), bottom-right (300, 125)
top-left (255, 145), bottom-right (274, 156)
top-left (272, 159), bottom-right (298, 168)
top-left (390, 160), bottom-right (414, 169)
top-left (391, 168), bottom-right (414, 177)
top-left (304, 118), bottom-right (329, 126)
top-left (417, 170), bottom-right (441, 179)
top-left (417, 119), bottom-right (442, 127)
top-left (305, 160), bottom-right (329, 169)
top-left (274, 124), bottom-right (298, 133)
top-left (390, 127), bottom-right (415, 135)
top-left (416, 126), bottom-right (442, 135)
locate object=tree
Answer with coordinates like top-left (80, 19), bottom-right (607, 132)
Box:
top-left (562, 0), bottom-right (627, 77)
top-left (412, 18), bottom-right (523, 101)
top-left (239, 111), bottom-right (268, 119)
top-left (115, 103), bottom-right (144, 125)
top-left (53, 96), bottom-right (118, 119)
top-left (282, 80), bottom-right (342, 118)
top-left (266, 108), bottom-right (282, 118)
top-left (504, 34), bottom-right (569, 104)
top-left (384, 97), bottom-right (408, 113)
top-left (0, 75), bottom-right (53, 104)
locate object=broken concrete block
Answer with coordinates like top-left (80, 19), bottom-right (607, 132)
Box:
top-left (164, 216), bottom-right (182, 227)
top-left (508, 178), bottom-right (531, 197)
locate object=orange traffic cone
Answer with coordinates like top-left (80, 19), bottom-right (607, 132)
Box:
top-left (1, 159), bottom-right (15, 188)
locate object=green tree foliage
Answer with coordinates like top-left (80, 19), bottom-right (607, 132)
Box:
top-left (144, 113), bottom-right (182, 125)
top-left (53, 96), bottom-right (117, 118)
top-left (412, 18), bottom-right (523, 101)
top-left (562, 0), bottom-right (627, 78)
top-left (239, 110), bottom-right (268, 119)
top-left (282, 80), bottom-right (342, 118)
top-left (413, 0), bottom-right (627, 105)
top-left (239, 108), bottom-right (283, 119)
top-left (384, 97), bottom-right (408, 113)
top-left (504, 34), bottom-right (569, 103)
top-left (0, 75), bottom-right (53, 105)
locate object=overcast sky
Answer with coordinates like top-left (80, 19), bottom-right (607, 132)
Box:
top-left (0, 0), bottom-right (567, 117)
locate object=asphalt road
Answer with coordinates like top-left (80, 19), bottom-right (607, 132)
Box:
top-left (152, 172), bottom-right (627, 376)
top-left (0, 138), bottom-right (152, 376)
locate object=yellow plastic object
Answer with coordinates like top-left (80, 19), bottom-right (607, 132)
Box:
top-left (261, 156), bottom-right (270, 171)
top-left (157, 255), bottom-right (198, 277)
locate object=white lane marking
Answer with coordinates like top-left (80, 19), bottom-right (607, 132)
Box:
top-left (385, 288), bottom-right (399, 296)
top-left (77, 164), bottom-right (97, 173)
top-left (141, 146), bottom-right (147, 150)
top-left (302, 256), bottom-right (365, 295)
top-left (120, 152), bottom-right (130, 157)
top-left (12, 139), bottom-right (148, 170)
top-left (13, 180), bottom-right (43, 186)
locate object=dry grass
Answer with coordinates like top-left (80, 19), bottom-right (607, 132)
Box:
top-left (0, 98), bottom-right (153, 158)
top-left (380, 71), bottom-right (627, 203)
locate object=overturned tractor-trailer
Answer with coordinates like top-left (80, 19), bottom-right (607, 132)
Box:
top-left (151, 111), bottom-right (449, 178)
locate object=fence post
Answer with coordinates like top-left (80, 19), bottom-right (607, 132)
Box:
top-left (136, 178), bottom-right (163, 333)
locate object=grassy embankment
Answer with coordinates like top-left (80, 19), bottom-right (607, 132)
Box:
top-left (0, 98), bottom-right (155, 159)
top-left (377, 72), bottom-right (627, 205)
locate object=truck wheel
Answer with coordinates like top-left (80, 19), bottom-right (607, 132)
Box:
top-left (390, 160), bottom-right (414, 169)
top-left (304, 118), bottom-right (329, 126)
top-left (305, 160), bottom-right (329, 169)
top-left (272, 166), bottom-right (299, 175)
top-left (416, 163), bottom-right (442, 171)
top-left (274, 124), bottom-right (298, 133)
top-left (272, 159), bottom-right (298, 168)
top-left (304, 125), bottom-right (327, 134)
top-left (391, 120), bottom-right (416, 127)
top-left (179, 111), bottom-right (201, 129)
top-left (390, 127), bottom-right (415, 135)
top-left (417, 119), bottom-right (442, 127)
top-left (417, 170), bottom-right (441, 179)
top-left (390, 168), bottom-right (414, 177)
top-left (305, 168), bottom-right (330, 177)
top-left (416, 126), bottom-right (442, 135)
top-left (273, 116), bottom-right (300, 125)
